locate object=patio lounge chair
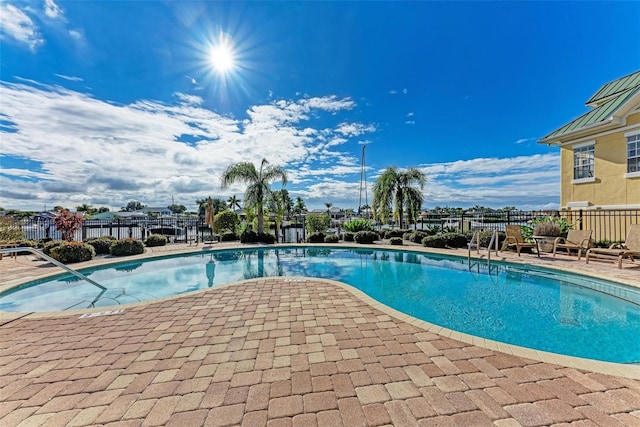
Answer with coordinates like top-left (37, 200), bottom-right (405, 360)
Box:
top-left (501, 225), bottom-right (538, 257)
top-left (585, 224), bottom-right (640, 269)
top-left (553, 229), bottom-right (593, 260)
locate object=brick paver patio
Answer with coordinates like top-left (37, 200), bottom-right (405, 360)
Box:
top-left (1, 245), bottom-right (640, 426)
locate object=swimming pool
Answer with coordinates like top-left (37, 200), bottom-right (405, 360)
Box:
top-left (2, 246), bottom-right (640, 363)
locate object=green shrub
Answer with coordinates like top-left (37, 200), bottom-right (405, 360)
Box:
top-left (86, 235), bottom-right (116, 241)
top-left (43, 240), bottom-right (64, 256)
top-left (343, 232), bottom-right (354, 242)
top-left (343, 219), bottom-right (374, 233)
top-left (402, 232), bottom-right (413, 240)
top-left (240, 230), bottom-right (258, 243)
top-left (87, 237), bottom-right (116, 254)
top-left (384, 229), bottom-right (410, 239)
top-left (50, 242), bottom-right (95, 263)
top-left (257, 233), bottom-right (276, 244)
top-left (110, 238), bottom-right (145, 256)
top-left (354, 230), bottom-right (378, 244)
top-left (144, 234), bottom-right (167, 247)
top-left (220, 231), bottom-right (238, 242)
top-left (0, 216), bottom-right (25, 241)
top-left (409, 230), bottom-right (430, 244)
top-left (307, 232), bottom-right (326, 243)
top-left (324, 234), bottom-right (340, 243)
top-left (213, 210), bottom-right (240, 234)
top-left (422, 233), bottom-right (468, 248)
top-left (389, 237), bottom-right (403, 245)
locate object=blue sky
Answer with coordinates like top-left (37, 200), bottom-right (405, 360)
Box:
top-left (1, 1), bottom-right (639, 212)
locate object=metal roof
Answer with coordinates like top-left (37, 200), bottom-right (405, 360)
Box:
top-left (586, 70), bottom-right (640, 106)
top-left (539, 71), bottom-right (640, 144)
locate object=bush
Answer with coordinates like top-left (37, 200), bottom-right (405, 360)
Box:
top-left (257, 233), bottom-right (276, 244)
top-left (43, 240), bottom-right (64, 256)
top-left (402, 232), bottom-right (413, 241)
top-left (306, 232), bottom-right (326, 243)
top-left (389, 237), bottom-right (403, 245)
top-left (343, 232), bottom-right (355, 242)
top-left (50, 242), bottom-right (95, 263)
top-left (422, 233), bottom-right (468, 249)
top-left (384, 229), bottom-right (410, 239)
top-left (408, 230), bottom-right (430, 244)
top-left (324, 234), bottom-right (340, 243)
top-left (354, 230), bottom-right (378, 244)
top-left (240, 230), bottom-right (258, 243)
top-left (144, 234), bottom-right (167, 247)
top-left (86, 237), bottom-right (116, 254)
top-left (110, 238), bottom-right (145, 256)
top-left (0, 216), bottom-right (24, 241)
top-left (219, 231), bottom-right (238, 242)
top-left (343, 219), bottom-right (374, 233)
top-left (213, 210), bottom-right (240, 234)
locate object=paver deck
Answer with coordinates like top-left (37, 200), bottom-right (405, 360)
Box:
top-left (1, 243), bottom-right (640, 426)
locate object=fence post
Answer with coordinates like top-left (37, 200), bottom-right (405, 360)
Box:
top-left (579, 210), bottom-right (583, 230)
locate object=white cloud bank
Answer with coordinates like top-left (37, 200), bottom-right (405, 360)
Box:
top-left (0, 80), bottom-right (559, 212)
top-left (0, 3), bottom-right (44, 50)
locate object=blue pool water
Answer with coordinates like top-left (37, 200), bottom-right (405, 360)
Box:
top-left (2, 246), bottom-right (640, 363)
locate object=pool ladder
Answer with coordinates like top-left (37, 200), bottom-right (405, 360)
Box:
top-left (467, 229), bottom-right (499, 263)
top-left (0, 246), bottom-right (106, 291)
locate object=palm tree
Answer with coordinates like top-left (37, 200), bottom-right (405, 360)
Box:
top-left (324, 202), bottom-right (333, 215)
top-left (221, 159), bottom-right (288, 234)
top-left (293, 196), bottom-right (307, 215)
top-left (227, 195), bottom-right (242, 211)
top-left (372, 166), bottom-right (426, 229)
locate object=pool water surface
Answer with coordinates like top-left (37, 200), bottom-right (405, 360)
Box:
top-left (2, 246), bottom-right (640, 364)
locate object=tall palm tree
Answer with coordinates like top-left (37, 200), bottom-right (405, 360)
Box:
top-left (227, 195), bottom-right (242, 211)
top-left (324, 202), bottom-right (333, 215)
top-left (221, 159), bottom-right (288, 234)
top-left (293, 196), bottom-right (307, 215)
top-left (372, 167), bottom-right (426, 229)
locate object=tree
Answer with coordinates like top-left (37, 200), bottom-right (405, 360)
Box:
top-left (53, 209), bottom-right (84, 241)
top-left (221, 159), bottom-right (288, 234)
top-left (196, 198), bottom-right (226, 217)
top-left (293, 196), bottom-right (307, 215)
top-left (227, 195), bottom-right (242, 211)
top-left (325, 202), bottom-right (333, 214)
top-left (98, 207), bottom-right (110, 213)
top-left (305, 213), bottom-right (331, 233)
top-left (269, 189), bottom-right (293, 242)
top-left (122, 201), bottom-right (145, 212)
top-left (372, 167), bottom-right (426, 229)
top-left (168, 204), bottom-right (187, 214)
top-left (76, 204), bottom-right (97, 216)
top-left (213, 210), bottom-right (240, 234)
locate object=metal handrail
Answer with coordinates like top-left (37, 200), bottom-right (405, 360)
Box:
top-left (468, 229), bottom-right (499, 262)
top-left (0, 247), bottom-right (106, 290)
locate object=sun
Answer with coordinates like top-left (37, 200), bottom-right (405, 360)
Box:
top-left (209, 41), bottom-right (235, 74)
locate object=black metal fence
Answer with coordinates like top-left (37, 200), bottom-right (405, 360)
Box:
top-left (4, 209), bottom-right (640, 245)
top-left (415, 209), bottom-right (640, 243)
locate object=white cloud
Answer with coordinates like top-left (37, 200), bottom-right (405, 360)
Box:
top-left (44, 0), bottom-right (63, 19)
top-left (55, 74), bottom-right (83, 82)
top-left (405, 120), bottom-right (415, 125)
top-left (335, 122), bottom-right (376, 137)
top-left (0, 3), bottom-right (44, 50)
top-left (0, 81), bottom-right (367, 211)
top-left (406, 112), bottom-right (414, 117)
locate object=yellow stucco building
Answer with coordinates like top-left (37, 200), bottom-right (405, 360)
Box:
top-left (539, 70), bottom-right (640, 210)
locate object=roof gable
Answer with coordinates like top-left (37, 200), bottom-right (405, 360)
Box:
top-left (539, 70), bottom-right (640, 144)
top-left (586, 70), bottom-right (640, 106)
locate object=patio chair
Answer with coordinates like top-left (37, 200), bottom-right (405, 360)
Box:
top-left (585, 224), bottom-right (640, 269)
top-left (501, 225), bottom-right (538, 257)
top-left (552, 229), bottom-right (593, 260)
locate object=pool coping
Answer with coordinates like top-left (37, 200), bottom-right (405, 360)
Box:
top-left (1, 242), bottom-right (640, 379)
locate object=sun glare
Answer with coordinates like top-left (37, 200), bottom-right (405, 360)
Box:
top-left (209, 42), bottom-right (235, 74)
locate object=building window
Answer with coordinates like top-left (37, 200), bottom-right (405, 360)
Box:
top-left (573, 143), bottom-right (594, 180)
top-left (628, 133), bottom-right (640, 173)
